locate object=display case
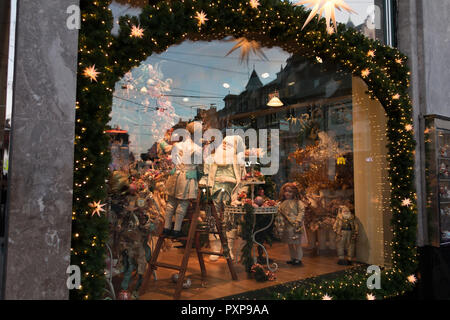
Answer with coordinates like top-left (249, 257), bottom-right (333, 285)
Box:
top-left (425, 115), bottom-right (450, 247)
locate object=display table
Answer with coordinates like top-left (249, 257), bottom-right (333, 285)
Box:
top-left (224, 204), bottom-right (279, 272)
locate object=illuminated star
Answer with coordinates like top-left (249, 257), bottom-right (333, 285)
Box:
top-left (195, 10), bottom-right (208, 27)
top-left (392, 93), bottom-right (400, 100)
top-left (326, 26), bottom-right (335, 35)
top-left (130, 25), bottom-right (145, 38)
top-left (294, 0), bottom-right (356, 33)
top-left (366, 293), bottom-right (376, 300)
top-left (89, 201), bottom-right (106, 217)
top-left (407, 274), bottom-right (417, 284)
top-left (226, 37), bottom-right (268, 64)
top-left (250, 0), bottom-right (260, 9)
top-left (405, 124), bottom-right (413, 132)
top-left (361, 68), bottom-right (370, 78)
top-left (367, 50), bottom-right (376, 58)
top-left (401, 198), bottom-right (412, 207)
top-left (316, 56), bottom-right (323, 63)
top-left (395, 58), bottom-right (403, 64)
top-left (322, 294), bottom-right (333, 300)
top-left (83, 65), bottom-right (100, 82)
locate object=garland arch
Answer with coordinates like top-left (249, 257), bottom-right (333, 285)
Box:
top-left (72, 0), bottom-right (417, 300)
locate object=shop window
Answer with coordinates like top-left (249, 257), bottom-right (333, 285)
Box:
top-left (106, 38), bottom-right (391, 299)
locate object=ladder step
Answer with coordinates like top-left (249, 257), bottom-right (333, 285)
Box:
top-left (198, 250), bottom-right (224, 256)
top-left (154, 262), bottom-right (182, 271)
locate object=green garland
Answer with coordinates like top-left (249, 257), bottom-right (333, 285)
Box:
top-left (73, 0), bottom-right (417, 300)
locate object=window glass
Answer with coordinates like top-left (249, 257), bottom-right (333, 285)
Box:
top-left (106, 38), bottom-right (391, 299)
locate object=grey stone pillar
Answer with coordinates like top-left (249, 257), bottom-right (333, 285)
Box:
top-left (3, 0), bottom-right (79, 299)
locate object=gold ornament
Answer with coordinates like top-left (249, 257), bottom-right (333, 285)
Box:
top-left (130, 25), bottom-right (145, 38)
top-left (322, 294), bottom-right (332, 300)
top-left (83, 65), bottom-right (100, 82)
top-left (89, 200), bottom-right (106, 217)
top-left (401, 198), bottom-right (412, 207)
top-left (249, 0), bottom-right (260, 9)
top-left (195, 11), bottom-right (208, 27)
top-left (405, 124), bottom-right (413, 132)
top-left (361, 68), bottom-right (370, 78)
top-left (367, 50), bottom-right (376, 58)
top-left (226, 37), bottom-right (268, 64)
top-left (366, 293), bottom-right (376, 300)
top-left (294, 0), bottom-right (356, 33)
top-left (407, 274), bottom-right (417, 284)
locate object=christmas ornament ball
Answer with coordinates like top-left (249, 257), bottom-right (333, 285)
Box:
top-left (254, 196), bottom-right (264, 207)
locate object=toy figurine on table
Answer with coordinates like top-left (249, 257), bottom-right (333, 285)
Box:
top-left (199, 135), bottom-right (247, 262)
top-left (162, 122), bottom-right (203, 239)
top-left (333, 205), bottom-right (358, 265)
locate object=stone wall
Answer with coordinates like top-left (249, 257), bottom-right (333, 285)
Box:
top-left (3, 0), bottom-right (79, 299)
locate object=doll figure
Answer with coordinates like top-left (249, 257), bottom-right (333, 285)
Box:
top-left (163, 122), bottom-right (202, 238)
top-left (276, 183), bottom-right (308, 266)
top-left (333, 205), bottom-right (358, 265)
top-left (200, 135), bottom-right (247, 261)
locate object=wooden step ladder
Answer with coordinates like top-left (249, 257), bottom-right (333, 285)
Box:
top-left (139, 188), bottom-right (238, 300)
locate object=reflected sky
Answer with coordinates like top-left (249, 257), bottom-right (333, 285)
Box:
top-left (108, 0), bottom-right (380, 156)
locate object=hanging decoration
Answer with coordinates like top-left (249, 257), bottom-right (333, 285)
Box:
top-left (130, 25), bottom-right (145, 38)
top-left (294, 0), bottom-right (356, 34)
top-left (226, 37), bottom-right (268, 64)
top-left (82, 65), bottom-right (100, 82)
top-left (195, 10), bottom-right (208, 27)
top-left (89, 200), bottom-right (106, 217)
top-left (249, 0), bottom-right (261, 9)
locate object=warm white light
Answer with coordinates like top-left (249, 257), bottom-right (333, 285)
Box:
top-left (261, 73), bottom-right (270, 79)
top-left (223, 83), bottom-right (230, 89)
top-left (183, 97), bottom-right (189, 102)
top-left (267, 96), bottom-right (284, 107)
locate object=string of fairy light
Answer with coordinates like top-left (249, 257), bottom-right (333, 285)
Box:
top-left (73, 0), bottom-right (417, 300)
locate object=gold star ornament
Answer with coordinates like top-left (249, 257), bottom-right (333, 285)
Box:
top-left (361, 68), bottom-right (370, 78)
top-left (322, 294), bottom-right (333, 300)
top-left (89, 200), bottom-right (106, 217)
top-left (366, 293), bottom-right (376, 300)
top-left (83, 65), bottom-right (100, 82)
top-left (294, 0), bottom-right (356, 33)
top-left (407, 274), bottom-right (417, 284)
top-left (250, 0), bottom-right (260, 9)
top-left (130, 25), bottom-right (145, 38)
top-left (401, 198), bottom-right (412, 207)
top-left (226, 37), bottom-right (268, 64)
top-left (195, 11), bottom-right (208, 27)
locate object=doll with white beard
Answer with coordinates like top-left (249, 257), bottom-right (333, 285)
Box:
top-left (200, 135), bottom-right (247, 262)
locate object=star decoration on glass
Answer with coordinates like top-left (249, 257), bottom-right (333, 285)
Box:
top-left (366, 293), bottom-right (376, 300)
top-left (367, 50), bottom-right (376, 58)
top-left (294, 0), bottom-right (356, 33)
top-left (226, 37), bottom-right (268, 64)
top-left (249, 0), bottom-right (260, 9)
top-left (195, 10), bottom-right (208, 27)
top-left (130, 25), bottom-right (145, 38)
top-left (89, 200), bottom-right (106, 217)
top-left (322, 294), bottom-right (333, 300)
top-left (401, 198), bottom-right (412, 207)
top-left (83, 65), bottom-right (100, 82)
top-left (361, 68), bottom-right (370, 78)
top-left (407, 274), bottom-right (417, 284)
